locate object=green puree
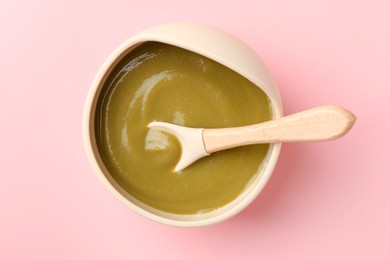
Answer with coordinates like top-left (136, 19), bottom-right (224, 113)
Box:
top-left (96, 42), bottom-right (272, 214)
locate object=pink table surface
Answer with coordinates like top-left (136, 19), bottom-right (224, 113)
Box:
top-left (1, 0), bottom-right (389, 259)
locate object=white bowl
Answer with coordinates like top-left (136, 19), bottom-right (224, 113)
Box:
top-left (83, 22), bottom-right (283, 227)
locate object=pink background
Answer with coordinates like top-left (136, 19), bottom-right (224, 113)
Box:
top-left (1, 0), bottom-right (389, 259)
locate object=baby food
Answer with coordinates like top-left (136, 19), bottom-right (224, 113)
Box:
top-left (95, 42), bottom-right (272, 214)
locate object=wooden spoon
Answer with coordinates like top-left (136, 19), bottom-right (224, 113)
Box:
top-left (148, 105), bottom-right (356, 172)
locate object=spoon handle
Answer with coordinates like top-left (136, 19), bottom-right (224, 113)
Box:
top-left (203, 105), bottom-right (356, 153)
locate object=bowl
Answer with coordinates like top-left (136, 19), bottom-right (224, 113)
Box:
top-left (83, 22), bottom-right (283, 227)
